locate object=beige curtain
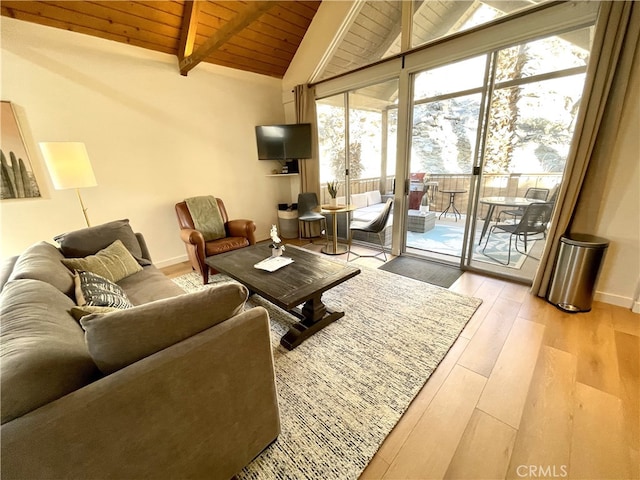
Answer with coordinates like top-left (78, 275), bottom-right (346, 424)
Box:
top-left (294, 84), bottom-right (322, 237)
top-left (294, 84), bottom-right (321, 196)
top-left (532, 1), bottom-right (639, 296)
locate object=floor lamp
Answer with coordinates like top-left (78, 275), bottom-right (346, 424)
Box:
top-left (39, 142), bottom-right (97, 227)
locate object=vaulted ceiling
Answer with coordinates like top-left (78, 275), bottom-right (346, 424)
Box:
top-left (1, 1), bottom-right (565, 84)
top-left (0, 1), bottom-right (321, 78)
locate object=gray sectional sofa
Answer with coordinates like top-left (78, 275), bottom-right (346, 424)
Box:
top-left (0, 220), bottom-right (280, 480)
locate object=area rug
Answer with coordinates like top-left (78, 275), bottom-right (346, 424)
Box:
top-left (406, 223), bottom-right (535, 268)
top-left (173, 268), bottom-right (482, 480)
top-left (379, 256), bottom-right (463, 288)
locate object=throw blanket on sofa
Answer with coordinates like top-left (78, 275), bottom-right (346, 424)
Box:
top-left (185, 196), bottom-right (226, 241)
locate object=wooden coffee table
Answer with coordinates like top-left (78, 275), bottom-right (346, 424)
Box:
top-left (205, 244), bottom-right (360, 350)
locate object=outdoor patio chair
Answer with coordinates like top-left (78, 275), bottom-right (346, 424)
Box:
top-left (297, 192), bottom-right (329, 244)
top-left (347, 198), bottom-right (393, 262)
top-left (498, 187), bottom-right (550, 223)
top-left (482, 202), bottom-right (553, 266)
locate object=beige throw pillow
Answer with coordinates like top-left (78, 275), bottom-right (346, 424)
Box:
top-left (62, 240), bottom-right (142, 283)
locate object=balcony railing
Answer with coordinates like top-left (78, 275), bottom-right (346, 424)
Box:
top-left (321, 173), bottom-right (562, 219)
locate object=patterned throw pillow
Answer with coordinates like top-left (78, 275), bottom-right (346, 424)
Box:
top-left (74, 270), bottom-right (134, 309)
top-left (62, 239), bottom-right (142, 283)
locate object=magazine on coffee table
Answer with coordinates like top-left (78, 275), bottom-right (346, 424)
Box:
top-left (254, 256), bottom-right (294, 272)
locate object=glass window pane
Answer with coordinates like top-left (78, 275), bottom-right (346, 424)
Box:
top-left (495, 27), bottom-right (593, 83)
top-left (387, 108), bottom-right (398, 176)
top-left (484, 74), bottom-right (587, 174)
top-left (317, 79), bottom-right (399, 204)
top-left (413, 55), bottom-right (487, 101)
top-left (317, 95), bottom-right (346, 185)
top-left (348, 80), bottom-right (399, 184)
top-left (411, 93), bottom-right (481, 174)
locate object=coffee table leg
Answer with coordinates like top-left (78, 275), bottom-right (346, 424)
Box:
top-left (280, 294), bottom-right (345, 350)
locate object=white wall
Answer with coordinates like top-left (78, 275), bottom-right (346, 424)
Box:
top-left (1, 17), bottom-right (290, 266)
top-left (281, 0), bottom-right (358, 120)
top-left (591, 46), bottom-right (640, 311)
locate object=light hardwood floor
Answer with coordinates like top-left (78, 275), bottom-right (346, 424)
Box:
top-left (162, 243), bottom-right (639, 480)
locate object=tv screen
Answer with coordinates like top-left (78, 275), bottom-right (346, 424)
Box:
top-left (255, 123), bottom-right (312, 160)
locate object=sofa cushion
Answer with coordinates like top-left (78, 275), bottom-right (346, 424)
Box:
top-left (8, 242), bottom-right (75, 297)
top-left (80, 282), bottom-right (249, 374)
top-left (366, 190), bottom-right (382, 206)
top-left (74, 271), bottom-right (134, 309)
top-left (116, 266), bottom-right (185, 305)
top-left (55, 219), bottom-right (151, 266)
top-left (62, 240), bottom-right (143, 283)
top-left (351, 193), bottom-right (368, 209)
top-left (0, 279), bottom-right (100, 424)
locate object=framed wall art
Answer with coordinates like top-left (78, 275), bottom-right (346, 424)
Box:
top-left (1, 101), bottom-right (41, 200)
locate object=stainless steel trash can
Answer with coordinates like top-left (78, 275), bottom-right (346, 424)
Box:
top-left (547, 233), bottom-right (609, 312)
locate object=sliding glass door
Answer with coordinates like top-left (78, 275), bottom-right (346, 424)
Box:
top-left (316, 79), bottom-right (399, 242)
top-left (312, 2), bottom-right (599, 282)
top-left (405, 26), bottom-right (593, 281)
top-left (406, 55), bottom-right (486, 261)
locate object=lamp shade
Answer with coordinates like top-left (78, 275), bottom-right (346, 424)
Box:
top-left (39, 142), bottom-right (97, 190)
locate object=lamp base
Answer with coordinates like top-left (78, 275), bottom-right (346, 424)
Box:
top-left (76, 188), bottom-right (91, 227)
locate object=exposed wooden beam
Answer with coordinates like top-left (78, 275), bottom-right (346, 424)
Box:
top-left (179, 1), bottom-right (276, 76)
top-left (178, 0), bottom-right (201, 62)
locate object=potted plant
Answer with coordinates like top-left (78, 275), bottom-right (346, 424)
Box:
top-left (327, 180), bottom-right (339, 206)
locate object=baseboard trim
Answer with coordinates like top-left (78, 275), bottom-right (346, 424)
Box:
top-left (594, 290), bottom-right (635, 310)
top-left (154, 254), bottom-right (188, 269)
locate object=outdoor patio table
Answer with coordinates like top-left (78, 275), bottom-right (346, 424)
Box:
top-left (439, 189), bottom-right (467, 221)
top-left (478, 196), bottom-right (547, 244)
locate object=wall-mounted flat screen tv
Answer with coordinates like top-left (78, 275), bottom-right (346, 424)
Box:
top-left (255, 123), bottom-right (312, 160)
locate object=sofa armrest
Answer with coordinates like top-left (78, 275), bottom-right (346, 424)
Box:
top-left (1, 307), bottom-right (280, 480)
top-left (134, 232), bottom-right (153, 264)
top-left (81, 282), bottom-right (249, 374)
top-left (226, 219), bottom-right (256, 244)
top-left (0, 255), bottom-right (19, 292)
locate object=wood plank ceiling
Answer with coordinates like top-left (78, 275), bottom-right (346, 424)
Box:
top-left (0, 1), bottom-right (321, 78)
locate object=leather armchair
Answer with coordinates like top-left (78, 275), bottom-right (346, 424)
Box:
top-left (175, 198), bottom-right (256, 284)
